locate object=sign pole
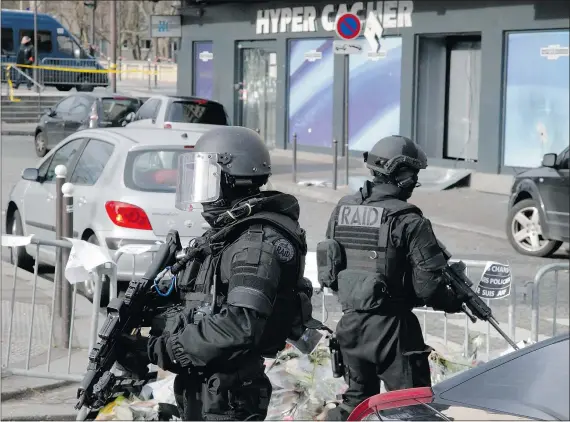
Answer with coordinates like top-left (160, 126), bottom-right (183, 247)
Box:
top-left (110, 0), bottom-right (117, 93)
top-left (33, 0), bottom-right (39, 93)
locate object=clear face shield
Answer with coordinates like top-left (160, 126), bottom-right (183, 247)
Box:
top-left (175, 152), bottom-right (222, 211)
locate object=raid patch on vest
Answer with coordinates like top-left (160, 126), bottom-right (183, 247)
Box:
top-left (337, 205), bottom-right (383, 228)
top-left (274, 238), bottom-right (295, 263)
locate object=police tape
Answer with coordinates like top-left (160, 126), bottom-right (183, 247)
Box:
top-left (7, 62), bottom-right (168, 75)
top-left (4, 65), bottom-right (22, 102)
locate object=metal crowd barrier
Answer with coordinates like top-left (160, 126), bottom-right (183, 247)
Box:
top-left (1, 235), bottom-right (111, 382)
top-left (528, 262), bottom-right (570, 342)
top-left (1, 56), bottom-right (177, 89)
top-left (411, 259), bottom-right (518, 361)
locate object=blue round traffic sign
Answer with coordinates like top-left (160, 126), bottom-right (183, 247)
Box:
top-left (335, 13), bottom-right (362, 40)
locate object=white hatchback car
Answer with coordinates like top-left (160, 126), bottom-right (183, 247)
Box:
top-left (126, 95), bottom-right (230, 130)
top-left (6, 127), bottom-right (216, 304)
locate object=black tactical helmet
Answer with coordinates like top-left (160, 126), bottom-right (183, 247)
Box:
top-left (194, 126), bottom-right (272, 180)
top-left (363, 135), bottom-right (428, 175)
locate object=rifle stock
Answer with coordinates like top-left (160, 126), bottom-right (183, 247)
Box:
top-left (443, 261), bottom-right (519, 351)
top-left (75, 230), bottom-right (182, 416)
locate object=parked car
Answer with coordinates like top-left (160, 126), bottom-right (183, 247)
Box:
top-left (348, 332), bottom-right (569, 421)
top-left (6, 126), bottom-right (215, 305)
top-left (1, 9), bottom-right (108, 91)
top-left (34, 93), bottom-right (142, 157)
top-left (506, 147), bottom-right (569, 257)
top-left (127, 95), bottom-right (230, 130)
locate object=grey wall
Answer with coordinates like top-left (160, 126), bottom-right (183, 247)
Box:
top-left (178, 0), bottom-right (569, 174)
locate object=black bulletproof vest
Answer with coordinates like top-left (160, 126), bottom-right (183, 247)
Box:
top-left (177, 211), bottom-right (307, 313)
top-left (329, 196), bottom-right (421, 299)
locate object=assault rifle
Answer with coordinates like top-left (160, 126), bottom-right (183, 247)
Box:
top-left (75, 230), bottom-right (187, 420)
top-left (443, 261), bottom-right (519, 351)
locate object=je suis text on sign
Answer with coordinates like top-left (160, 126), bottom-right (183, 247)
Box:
top-left (476, 262), bottom-right (512, 300)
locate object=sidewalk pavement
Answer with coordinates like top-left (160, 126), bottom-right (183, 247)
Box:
top-left (269, 149), bottom-right (510, 239)
top-left (1, 259), bottom-right (102, 420)
top-left (1, 122), bottom-right (35, 136)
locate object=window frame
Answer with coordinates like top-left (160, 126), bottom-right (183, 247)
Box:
top-left (18, 29), bottom-right (53, 54)
top-left (123, 147), bottom-right (184, 193)
top-left (56, 34), bottom-right (75, 56)
top-left (164, 100), bottom-right (230, 126)
top-left (1, 27), bottom-right (14, 54)
top-left (69, 138), bottom-right (116, 186)
top-left (54, 95), bottom-right (79, 115)
top-left (41, 138), bottom-right (88, 184)
top-left (500, 29), bottom-right (570, 171)
top-left (135, 98), bottom-right (161, 121)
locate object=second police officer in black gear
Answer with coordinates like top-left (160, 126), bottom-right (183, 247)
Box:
top-left (317, 135), bottom-right (466, 421)
top-left (118, 126), bottom-right (318, 420)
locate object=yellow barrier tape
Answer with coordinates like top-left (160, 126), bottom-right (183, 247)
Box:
top-left (13, 63), bottom-right (164, 75)
top-left (5, 65), bottom-right (22, 102)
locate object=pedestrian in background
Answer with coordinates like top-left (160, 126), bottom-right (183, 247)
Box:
top-left (14, 35), bottom-right (34, 90)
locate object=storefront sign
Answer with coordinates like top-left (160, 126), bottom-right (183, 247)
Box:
top-left (255, 1), bottom-right (413, 35)
top-left (150, 15), bottom-right (182, 38)
top-left (540, 44), bottom-right (569, 60)
top-left (199, 51), bottom-right (213, 62)
top-left (367, 50), bottom-right (387, 60)
top-left (333, 39), bottom-right (365, 55)
top-left (304, 50), bottom-right (323, 62)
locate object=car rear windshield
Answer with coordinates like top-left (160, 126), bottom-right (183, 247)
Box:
top-left (102, 97), bottom-right (141, 126)
top-left (124, 148), bottom-right (189, 193)
top-left (166, 100), bottom-right (229, 125)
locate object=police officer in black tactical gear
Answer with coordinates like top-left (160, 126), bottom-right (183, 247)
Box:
top-left (117, 126), bottom-right (320, 421)
top-left (317, 135), bottom-right (466, 421)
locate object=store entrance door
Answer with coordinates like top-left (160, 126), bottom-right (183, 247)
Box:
top-left (236, 42), bottom-right (278, 148)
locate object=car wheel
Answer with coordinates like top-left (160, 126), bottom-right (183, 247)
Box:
top-left (507, 199), bottom-right (562, 257)
top-left (34, 131), bottom-right (48, 157)
top-left (80, 234), bottom-right (110, 306)
top-left (76, 76), bottom-right (95, 92)
top-left (55, 85), bottom-right (72, 92)
top-left (7, 209), bottom-right (34, 269)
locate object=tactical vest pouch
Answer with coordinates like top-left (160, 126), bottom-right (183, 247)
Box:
top-left (316, 239), bottom-right (345, 291)
top-left (337, 269), bottom-right (388, 312)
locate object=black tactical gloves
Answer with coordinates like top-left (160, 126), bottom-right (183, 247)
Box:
top-left (147, 306), bottom-right (188, 374)
top-left (116, 334), bottom-right (151, 377)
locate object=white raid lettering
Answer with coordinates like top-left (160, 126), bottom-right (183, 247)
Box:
top-left (337, 205), bottom-right (383, 228)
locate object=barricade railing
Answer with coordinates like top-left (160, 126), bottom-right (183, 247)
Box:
top-left (527, 262), bottom-right (570, 342)
top-left (305, 254), bottom-right (523, 361)
top-left (1, 56), bottom-right (176, 88)
top-left (0, 235), bottom-right (112, 382)
top-left (412, 259), bottom-right (519, 361)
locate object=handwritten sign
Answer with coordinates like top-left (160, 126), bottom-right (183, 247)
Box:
top-left (476, 262), bottom-right (512, 300)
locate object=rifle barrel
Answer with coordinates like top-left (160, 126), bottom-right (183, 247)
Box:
top-left (488, 318), bottom-right (519, 350)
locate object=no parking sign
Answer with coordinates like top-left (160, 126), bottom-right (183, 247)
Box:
top-left (335, 13), bottom-right (361, 40)
top-left (333, 13), bottom-right (365, 55)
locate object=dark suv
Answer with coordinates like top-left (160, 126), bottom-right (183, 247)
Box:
top-left (507, 147), bottom-right (569, 257)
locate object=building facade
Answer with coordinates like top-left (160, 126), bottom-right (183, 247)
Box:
top-left (177, 0), bottom-right (569, 175)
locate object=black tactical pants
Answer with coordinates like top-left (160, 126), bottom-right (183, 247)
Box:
top-left (327, 311), bottom-right (432, 421)
top-left (174, 358), bottom-right (272, 421)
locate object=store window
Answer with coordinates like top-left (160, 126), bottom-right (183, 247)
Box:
top-left (2, 28), bottom-right (14, 54)
top-left (503, 30), bottom-right (570, 168)
top-left (193, 41), bottom-right (214, 100)
top-left (348, 37), bottom-right (402, 152)
top-left (288, 39), bottom-right (334, 148)
top-left (19, 30), bottom-right (52, 53)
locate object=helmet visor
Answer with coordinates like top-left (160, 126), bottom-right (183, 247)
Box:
top-left (175, 152), bottom-right (222, 210)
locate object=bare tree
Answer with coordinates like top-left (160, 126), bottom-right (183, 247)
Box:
top-left (3, 0), bottom-right (180, 60)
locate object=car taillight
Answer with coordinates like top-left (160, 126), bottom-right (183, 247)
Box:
top-left (164, 122), bottom-right (172, 129)
top-left (105, 201), bottom-right (152, 230)
top-left (347, 387), bottom-right (434, 421)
